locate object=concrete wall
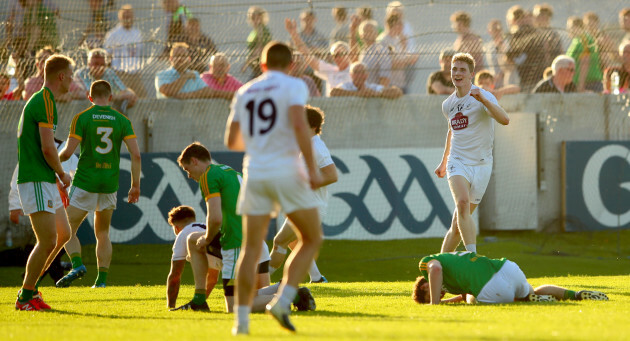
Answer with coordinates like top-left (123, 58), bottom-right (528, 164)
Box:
top-left (1, 94), bottom-right (629, 233)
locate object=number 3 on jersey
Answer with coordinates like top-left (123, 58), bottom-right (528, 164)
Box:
top-left (96, 127), bottom-right (113, 154)
top-left (246, 98), bottom-right (277, 136)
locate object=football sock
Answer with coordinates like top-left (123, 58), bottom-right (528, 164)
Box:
top-left (18, 287), bottom-right (34, 303)
top-left (192, 290), bottom-right (206, 305)
top-left (34, 275), bottom-right (45, 293)
top-left (564, 290), bottom-right (577, 300)
top-left (70, 253), bottom-right (83, 269)
top-left (258, 282), bottom-right (280, 295)
top-left (278, 284), bottom-right (298, 309)
top-left (236, 305), bottom-right (251, 326)
top-left (465, 244), bottom-right (477, 253)
top-left (308, 261), bottom-right (322, 282)
top-left (95, 267), bottom-right (108, 285)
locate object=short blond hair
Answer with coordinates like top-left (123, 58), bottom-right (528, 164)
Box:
top-left (452, 52), bottom-right (475, 73)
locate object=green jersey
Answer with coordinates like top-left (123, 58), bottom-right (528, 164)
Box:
top-left (199, 164), bottom-right (243, 250)
top-left (69, 105), bottom-right (136, 193)
top-left (419, 252), bottom-right (507, 297)
top-left (17, 87), bottom-right (58, 184)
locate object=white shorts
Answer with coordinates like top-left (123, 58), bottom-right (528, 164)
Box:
top-left (206, 254), bottom-right (223, 271)
top-left (446, 157), bottom-right (492, 204)
top-left (476, 260), bottom-right (533, 303)
top-left (18, 182), bottom-right (62, 215)
top-left (68, 186), bottom-right (117, 212)
top-left (238, 172), bottom-right (318, 216)
top-left (220, 242), bottom-right (271, 280)
top-left (275, 205), bottom-right (325, 247)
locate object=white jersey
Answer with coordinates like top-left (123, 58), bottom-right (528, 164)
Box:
top-left (315, 60), bottom-right (352, 96)
top-left (228, 71), bottom-right (309, 179)
top-left (171, 222), bottom-right (206, 261)
top-left (310, 135), bottom-right (334, 210)
top-left (442, 85), bottom-right (498, 165)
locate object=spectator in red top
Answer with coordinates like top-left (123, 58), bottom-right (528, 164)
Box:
top-left (1, 72), bottom-right (20, 100)
top-left (200, 53), bottom-right (243, 92)
top-left (23, 47), bottom-right (84, 101)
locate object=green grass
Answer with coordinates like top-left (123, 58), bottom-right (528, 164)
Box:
top-left (1, 230), bottom-right (629, 340)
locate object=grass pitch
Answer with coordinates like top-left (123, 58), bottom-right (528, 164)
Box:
top-left (1, 230), bottom-right (629, 340)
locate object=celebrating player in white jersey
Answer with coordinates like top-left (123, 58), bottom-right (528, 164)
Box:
top-left (225, 41), bottom-right (324, 335)
top-left (434, 52), bottom-right (510, 254)
top-left (268, 105), bottom-right (338, 283)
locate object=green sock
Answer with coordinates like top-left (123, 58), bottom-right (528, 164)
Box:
top-left (18, 288), bottom-right (34, 303)
top-left (292, 293), bottom-right (301, 305)
top-left (95, 267), bottom-right (108, 285)
top-left (34, 275), bottom-right (45, 293)
top-left (192, 289), bottom-right (206, 305)
top-left (70, 253), bottom-right (83, 269)
top-left (564, 290), bottom-right (577, 300)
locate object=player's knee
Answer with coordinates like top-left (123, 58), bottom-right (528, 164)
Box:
top-left (57, 230), bottom-right (72, 245)
top-left (455, 199), bottom-right (470, 214)
top-left (94, 230), bottom-right (111, 242)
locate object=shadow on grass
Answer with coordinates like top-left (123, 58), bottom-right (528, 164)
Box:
top-left (49, 309), bottom-right (218, 320)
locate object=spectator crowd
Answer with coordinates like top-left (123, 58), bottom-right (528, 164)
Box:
top-left (2, 1), bottom-right (630, 104)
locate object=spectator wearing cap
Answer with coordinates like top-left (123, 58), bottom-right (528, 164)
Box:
top-left (427, 49), bottom-right (456, 94)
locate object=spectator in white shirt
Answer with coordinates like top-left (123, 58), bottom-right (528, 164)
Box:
top-left (103, 4), bottom-right (146, 97)
top-left (330, 62), bottom-right (402, 99)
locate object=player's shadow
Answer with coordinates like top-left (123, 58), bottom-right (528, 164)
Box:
top-left (299, 310), bottom-right (387, 318)
top-left (310, 286), bottom-right (408, 298)
top-left (75, 296), bottom-right (163, 303)
top-left (49, 309), bottom-right (218, 320)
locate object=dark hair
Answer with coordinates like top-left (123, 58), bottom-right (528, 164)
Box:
top-left (386, 13), bottom-right (401, 29)
top-left (90, 80), bottom-right (112, 98)
top-left (168, 205), bottom-right (196, 226)
top-left (44, 54), bottom-right (74, 81)
top-left (450, 11), bottom-right (471, 27)
top-left (261, 41), bottom-right (292, 69)
top-left (178, 142), bottom-right (211, 166)
top-left (412, 276), bottom-right (429, 304)
top-left (306, 105), bottom-right (325, 135)
top-left (333, 7), bottom-right (347, 21)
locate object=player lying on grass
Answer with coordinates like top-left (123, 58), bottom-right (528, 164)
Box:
top-left (268, 105), bottom-right (338, 283)
top-left (413, 251), bottom-right (609, 304)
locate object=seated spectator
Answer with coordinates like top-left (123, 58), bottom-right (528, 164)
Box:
top-left (289, 52), bottom-right (321, 97)
top-left (330, 62), bottom-right (402, 99)
top-left (330, 7), bottom-right (350, 46)
top-left (385, 1), bottom-right (418, 91)
top-left (75, 48), bottom-right (138, 110)
top-left (427, 49), bottom-right (455, 94)
top-left (1, 72), bottom-right (20, 100)
top-left (156, 42), bottom-right (232, 100)
top-left (350, 19), bottom-right (392, 86)
top-left (532, 55), bottom-right (577, 93)
top-left (24, 47), bottom-right (83, 101)
top-left (285, 18), bottom-right (351, 96)
top-left (450, 11), bottom-right (484, 72)
top-left (602, 42), bottom-right (630, 94)
top-left (543, 66), bottom-right (553, 80)
top-left (474, 70), bottom-right (520, 100)
top-left (183, 18), bottom-right (217, 73)
top-left (353, 6), bottom-right (383, 48)
top-left (103, 4), bottom-right (146, 98)
top-left (201, 53), bottom-right (242, 92)
top-left (566, 16), bottom-right (603, 92)
top-left (242, 6), bottom-right (271, 80)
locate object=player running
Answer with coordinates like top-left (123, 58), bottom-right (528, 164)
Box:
top-left (57, 80), bottom-right (141, 288)
top-left (225, 41), bottom-right (324, 334)
top-left (268, 105), bottom-right (337, 283)
top-left (434, 52), bottom-right (510, 254)
top-left (15, 54), bottom-right (75, 310)
top-left (413, 251), bottom-right (609, 304)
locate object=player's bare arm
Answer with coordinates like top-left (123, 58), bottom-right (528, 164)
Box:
top-left (435, 126), bottom-right (452, 178)
top-left (166, 259), bottom-right (186, 308)
top-left (40, 126), bottom-right (71, 187)
top-left (58, 137), bottom-right (80, 162)
top-left (319, 163), bottom-right (338, 187)
top-left (289, 105), bottom-right (323, 189)
top-left (470, 88), bottom-right (510, 125)
top-left (427, 260), bottom-right (443, 305)
top-left (124, 138), bottom-right (142, 203)
top-left (225, 121), bottom-right (245, 151)
top-left (196, 197), bottom-right (222, 250)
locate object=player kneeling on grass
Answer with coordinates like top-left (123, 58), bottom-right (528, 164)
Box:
top-left (57, 79), bottom-right (141, 288)
top-left (171, 143), bottom-right (315, 312)
top-left (268, 105), bottom-right (338, 283)
top-left (412, 251), bottom-right (609, 305)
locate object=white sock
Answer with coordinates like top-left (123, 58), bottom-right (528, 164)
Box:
top-left (268, 266), bottom-right (277, 275)
top-left (465, 244), bottom-right (477, 253)
top-left (278, 284), bottom-right (298, 308)
top-left (308, 261), bottom-right (322, 282)
top-left (236, 305), bottom-right (251, 326)
top-left (257, 282), bottom-right (280, 295)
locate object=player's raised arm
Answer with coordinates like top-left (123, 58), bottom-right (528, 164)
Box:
top-left (470, 88), bottom-right (510, 125)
